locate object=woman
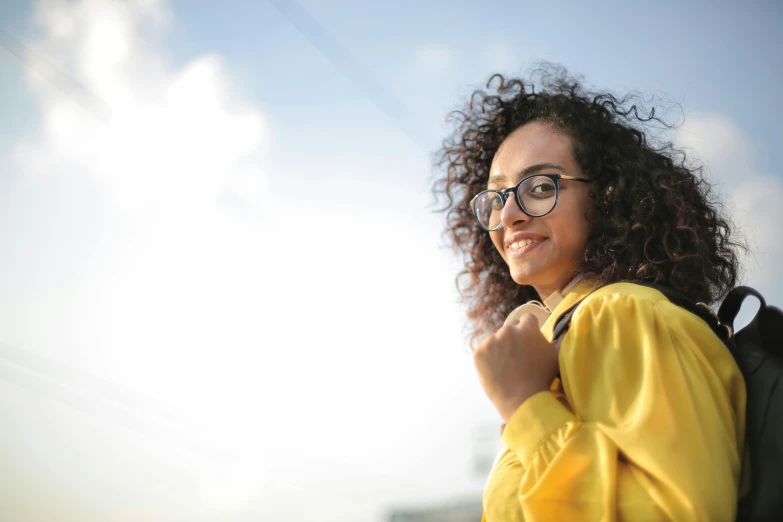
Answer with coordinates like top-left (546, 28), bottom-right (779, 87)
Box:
top-left (433, 67), bottom-right (748, 521)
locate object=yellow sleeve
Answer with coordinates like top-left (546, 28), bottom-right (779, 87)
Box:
top-left (500, 292), bottom-right (745, 521)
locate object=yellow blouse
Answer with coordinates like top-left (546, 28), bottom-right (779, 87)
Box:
top-left (482, 282), bottom-right (747, 522)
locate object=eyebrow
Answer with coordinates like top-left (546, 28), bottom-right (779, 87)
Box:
top-left (488, 163), bottom-right (567, 184)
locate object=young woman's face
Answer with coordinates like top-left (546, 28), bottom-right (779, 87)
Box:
top-left (487, 121), bottom-right (592, 300)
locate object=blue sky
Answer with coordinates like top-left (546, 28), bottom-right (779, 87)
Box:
top-left (4, 2), bottom-right (782, 180)
top-left (0, 1), bottom-right (781, 521)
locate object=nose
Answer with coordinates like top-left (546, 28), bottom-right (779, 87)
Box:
top-left (500, 191), bottom-right (529, 229)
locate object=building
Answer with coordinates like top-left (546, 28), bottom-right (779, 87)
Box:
top-left (387, 498), bottom-right (483, 522)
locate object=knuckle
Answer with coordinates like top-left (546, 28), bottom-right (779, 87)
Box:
top-left (518, 314), bottom-right (539, 328)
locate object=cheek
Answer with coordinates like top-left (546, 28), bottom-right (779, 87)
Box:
top-left (489, 231), bottom-right (506, 261)
top-left (548, 204), bottom-right (591, 252)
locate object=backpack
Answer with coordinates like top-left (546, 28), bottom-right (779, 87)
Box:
top-left (552, 282), bottom-right (783, 522)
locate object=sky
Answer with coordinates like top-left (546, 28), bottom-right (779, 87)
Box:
top-left (0, 1), bottom-right (781, 521)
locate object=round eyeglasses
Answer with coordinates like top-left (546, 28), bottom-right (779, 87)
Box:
top-left (470, 174), bottom-right (591, 231)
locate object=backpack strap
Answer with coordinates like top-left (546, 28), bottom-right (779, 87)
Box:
top-left (552, 300), bottom-right (583, 341)
top-left (718, 286), bottom-right (767, 332)
top-left (644, 283), bottom-right (734, 343)
top-left (552, 281), bottom-right (733, 343)
top-left (552, 282), bottom-right (612, 341)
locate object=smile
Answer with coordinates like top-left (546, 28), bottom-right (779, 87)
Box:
top-left (509, 238), bottom-right (537, 249)
top-left (507, 238), bottom-right (545, 257)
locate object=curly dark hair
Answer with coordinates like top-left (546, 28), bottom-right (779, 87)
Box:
top-left (432, 65), bottom-right (744, 345)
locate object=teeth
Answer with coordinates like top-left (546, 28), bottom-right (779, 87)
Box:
top-left (510, 239), bottom-right (538, 249)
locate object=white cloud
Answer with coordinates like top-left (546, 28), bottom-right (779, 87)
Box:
top-left (676, 113), bottom-right (783, 290)
top-left (413, 43), bottom-right (456, 73)
top-left (18, 0), bottom-right (266, 210)
top-left (3, 1), bottom-right (489, 519)
top-left (5, 0), bottom-right (275, 514)
top-left (675, 113), bottom-right (749, 181)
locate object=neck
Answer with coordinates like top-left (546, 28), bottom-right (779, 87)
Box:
top-left (535, 275), bottom-right (583, 309)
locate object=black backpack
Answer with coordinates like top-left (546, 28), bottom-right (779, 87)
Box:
top-left (552, 282), bottom-right (783, 522)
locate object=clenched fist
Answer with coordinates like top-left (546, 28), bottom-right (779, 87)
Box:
top-left (473, 314), bottom-right (561, 422)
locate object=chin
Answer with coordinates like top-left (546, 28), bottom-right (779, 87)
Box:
top-left (508, 267), bottom-right (539, 287)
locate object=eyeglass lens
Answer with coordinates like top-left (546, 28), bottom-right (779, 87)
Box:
top-left (474, 175), bottom-right (557, 230)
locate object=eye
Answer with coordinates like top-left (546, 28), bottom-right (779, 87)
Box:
top-left (526, 179), bottom-right (556, 197)
top-left (532, 184), bottom-right (554, 193)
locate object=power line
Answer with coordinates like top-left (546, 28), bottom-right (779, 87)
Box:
top-left (0, 15), bottom-right (445, 497)
top-left (267, 0), bottom-right (426, 152)
top-left (0, 27), bottom-right (109, 124)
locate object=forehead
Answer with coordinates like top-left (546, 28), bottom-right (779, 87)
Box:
top-left (489, 122), bottom-right (575, 183)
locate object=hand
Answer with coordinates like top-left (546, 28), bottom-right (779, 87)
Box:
top-left (473, 314), bottom-right (561, 422)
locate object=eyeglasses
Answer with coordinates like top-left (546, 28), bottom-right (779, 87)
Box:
top-left (470, 174), bottom-right (591, 231)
